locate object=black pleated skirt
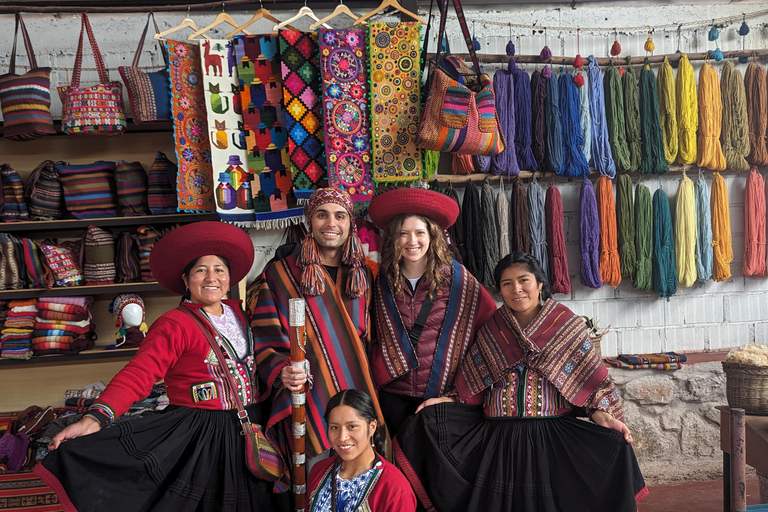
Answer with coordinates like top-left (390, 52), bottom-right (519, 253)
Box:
top-left (393, 403), bottom-right (648, 512)
top-left (35, 406), bottom-right (290, 512)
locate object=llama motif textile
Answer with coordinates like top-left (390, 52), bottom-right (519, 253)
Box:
top-left (279, 30), bottom-right (327, 199)
top-left (234, 35), bottom-right (303, 228)
top-left (368, 22), bottom-right (423, 184)
top-left (167, 40), bottom-right (215, 213)
top-left (199, 39), bottom-right (254, 224)
top-left (319, 27), bottom-right (375, 203)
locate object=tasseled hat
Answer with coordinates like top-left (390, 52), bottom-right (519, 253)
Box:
top-left (110, 293), bottom-right (148, 341)
top-left (300, 187), bottom-right (367, 299)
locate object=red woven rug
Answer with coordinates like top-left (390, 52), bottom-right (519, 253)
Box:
top-left (0, 469), bottom-right (60, 512)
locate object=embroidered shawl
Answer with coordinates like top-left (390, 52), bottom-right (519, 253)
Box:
top-left (373, 260), bottom-right (485, 398)
top-left (252, 251), bottom-right (381, 460)
top-left (455, 299), bottom-right (624, 422)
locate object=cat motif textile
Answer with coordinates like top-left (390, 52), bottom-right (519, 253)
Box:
top-left (279, 30), bottom-right (327, 199)
top-left (368, 22), bottom-right (423, 184)
top-left (199, 39), bottom-right (254, 224)
top-left (167, 40), bottom-right (214, 213)
top-left (319, 27), bottom-right (375, 203)
top-left (234, 35), bottom-right (303, 228)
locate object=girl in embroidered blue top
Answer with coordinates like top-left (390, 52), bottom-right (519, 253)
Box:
top-left (307, 389), bottom-right (416, 512)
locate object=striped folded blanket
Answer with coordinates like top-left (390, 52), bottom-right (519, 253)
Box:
top-left (8, 299), bottom-right (37, 309)
top-left (615, 352), bottom-right (687, 365)
top-left (38, 309), bottom-right (91, 322)
top-left (604, 358), bottom-right (683, 370)
top-left (34, 318), bottom-right (91, 330)
top-left (35, 302), bottom-right (88, 315)
top-left (39, 296), bottom-right (93, 308)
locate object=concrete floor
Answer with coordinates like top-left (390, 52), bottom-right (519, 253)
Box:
top-left (640, 476), bottom-right (761, 511)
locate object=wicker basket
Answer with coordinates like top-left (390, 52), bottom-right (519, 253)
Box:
top-left (722, 361), bottom-right (768, 415)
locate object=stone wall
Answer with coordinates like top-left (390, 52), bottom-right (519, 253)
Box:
top-left (611, 363), bottom-right (726, 483)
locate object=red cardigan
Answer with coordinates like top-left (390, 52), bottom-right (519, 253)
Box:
top-left (88, 300), bottom-right (256, 427)
top-left (307, 455), bottom-right (417, 512)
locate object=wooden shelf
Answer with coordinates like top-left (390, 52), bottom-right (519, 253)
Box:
top-left (0, 281), bottom-right (166, 300)
top-left (0, 347), bottom-right (139, 367)
top-left (0, 212), bottom-right (220, 234)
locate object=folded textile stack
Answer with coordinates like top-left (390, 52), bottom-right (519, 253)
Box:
top-left (604, 352), bottom-right (687, 370)
top-left (32, 296), bottom-right (96, 356)
top-left (0, 299), bottom-right (38, 360)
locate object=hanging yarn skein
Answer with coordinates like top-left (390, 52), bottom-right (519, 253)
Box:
top-left (603, 61), bottom-right (631, 173)
top-left (639, 60), bottom-right (669, 175)
top-left (528, 176), bottom-right (549, 281)
top-left (513, 65), bottom-right (537, 171)
top-left (445, 184), bottom-right (466, 264)
top-left (531, 70), bottom-right (548, 171)
top-left (512, 176), bottom-right (531, 253)
top-left (674, 172), bottom-right (697, 288)
top-left (596, 175), bottom-right (621, 288)
top-left (675, 53), bottom-right (698, 165)
top-left (710, 172), bottom-right (733, 282)
top-left (480, 180), bottom-right (500, 287)
top-left (587, 56), bottom-right (616, 178)
top-left (491, 65), bottom-right (519, 176)
top-left (695, 169), bottom-right (713, 283)
top-left (617, 173), bottom-right (636, 279)
top-left (720, 61), bottom-right (750, 172)
top-left (697, 63), bottom-right (727, 171)
top-left (545, 182), bottom-right (571, 295)
top-left (634, 181), bottom-right (653, 292)
top-left (623, 60), bottom-right (642, 172)
top-left (579, 68), bottom-right (592, 165)
top-left (462, 180), bottom-right (484, 281)
top-left (657, 56), bottom-right (679, 165)
top-left (560, 70), bottom-right (590, 177)
top-left (743, 167), bottom-right (767, 277)
top-left (652, 186), bottom-right (678, 298)
top-left (544, 68), bottom-right (564, 174)
top-left (579, 177), bottom-right (602, 289)
top-left (497, 176), bottom-right (511, 259)
top-left (744, 61), bottom-right (768, 166)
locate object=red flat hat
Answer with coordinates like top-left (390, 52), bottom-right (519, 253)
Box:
top-left (150, 221), bottom-right (254, 295)
top-left (368, 188), bottom-right (459, 231)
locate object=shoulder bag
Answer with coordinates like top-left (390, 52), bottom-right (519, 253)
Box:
top-left (177, 305), bottom-right (286, 482)
top-left (58, 13), bottom-right (127, 135)
top-left (0, 14), bottom-right (56, 141)
top-left (416, 0), bottom-right (505, 156)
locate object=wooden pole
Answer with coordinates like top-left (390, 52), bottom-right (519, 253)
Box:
top-left (730, 408), bottom-right (747, 512)
top-left (288, 298), bottom-right (307, 512)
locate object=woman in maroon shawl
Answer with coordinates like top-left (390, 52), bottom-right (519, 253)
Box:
top-left (394, 252), bottom-right (647, 512)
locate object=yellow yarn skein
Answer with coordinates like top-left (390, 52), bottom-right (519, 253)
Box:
top-left (676, 53), bottom-right (698, 165)
top-left (658, 56), bottom-right (678, 164)
top-left (711, 171), bottom-right (733, 281)
top-left (697, 63), bottom-right (727, 171)
top-left (674, 171), bottom-right (697, 287)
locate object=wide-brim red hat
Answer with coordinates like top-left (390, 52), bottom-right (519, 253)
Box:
top-left (150, 221), bottom-right (254, 295)
top-left (368, 188), bottom-right (459, 231)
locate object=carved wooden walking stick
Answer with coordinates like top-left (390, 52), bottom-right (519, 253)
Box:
top-left (289, 298), bottom-right (308, 512)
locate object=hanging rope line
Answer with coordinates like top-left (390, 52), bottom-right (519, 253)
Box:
top-left (710, 171), bottom-right (733, 282)
top-left (531, 70), bottom-right (548, 172)
top-left (657, 56), bottom-right (679, 165)
top-left (528, 176), bottom-right (550, 281)
top-left (674, 171), bottom-right (697, 288)
top-left (744, 61), bottom-right (768, 166)
top-left (491, 66), bottom-right (520, 176)
top-left (720, 61), bottom-right (751, 172)
top-left (634, 180), bottom-right (654, 292)
top-left (639, 60), bottom-right (669, 174)
top-left (513, 67), bottom-right (538, 171)
top-left (697, 62), bottom-right (727, 171)
top-left (695, 169), bottom-right (714, 283)
top-left (623, 59), bottom-right (642, 172)
top-left (743, 167), bottom-right (767, 277)
top-left (579, 69), bottom-right (593, 165)
top-left (604, 61), bottom-right (631, 173)
top-left (545, 182), bottom-right (571, 295)
top-left (675, 53), bottom-right (698, 165)
top-left (617, 173), bottom-right (636, 279)
top-left (652, 186), bottom-right (678, 298)
top-left (596, 175), bottom-right (622, 288)
top-left (560, 70), bottom-right (590, 177)
top-left (587, 56), bottom-right (616, 178)
top-left (545, 70), bottom-right (564, 174)
top-left (579, 177), bottom-right (602, 288)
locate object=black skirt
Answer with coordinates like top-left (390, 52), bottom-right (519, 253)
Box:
top-left (393, 403), bottom-right (648, 512)
top-left (36, 406), bottom-right (290, 512)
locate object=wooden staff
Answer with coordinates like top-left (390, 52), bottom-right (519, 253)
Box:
top-left (289, 298), bottom-right (308, 512)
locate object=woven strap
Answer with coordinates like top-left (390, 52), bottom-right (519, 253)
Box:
top-left (72, 13), bottom-right (110, 87)
top-left (9, 13), bottom-right (38, 73)
top-left (436, 0), bottom-right (482, 79)
top-left (131, 13), bottom-right (169, 68)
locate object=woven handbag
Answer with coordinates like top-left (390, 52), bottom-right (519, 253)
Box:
top-left (118, 13), bottom-right (171, 125)
top-left (58, 13), bottom-right (127, 135)
top-left (81, 225), bottom-right (116, 285)
top-left (115, 161), bottom-right (149, 216)
top-left (0, 164), bottom-right (30, 222)
top-left (416, 0), bottom-right (505, 156)
top-left (56, 161), bottom-right (118, 219)
top-left (24, 160), bottom-right (66, 221)
top-left (0, 14), bottom-right (56, 141)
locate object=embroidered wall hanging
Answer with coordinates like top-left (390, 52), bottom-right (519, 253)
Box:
top-left (279, 30), bottom-right (327, 200)
top-left (167, 40), bottom-right (215, 213)
top-left (234, 35), bottom-right (303, 228)
top-left (368, 22), bottom-right (423, 184)
top-left (319, 27), bottom-right (375, 202)
top-left (200, 39), bottom-right (254, 224)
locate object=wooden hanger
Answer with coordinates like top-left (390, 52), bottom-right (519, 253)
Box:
top-left (187, 4), bottom-right (251, 40)
top-left (353, 0), bottom-right (426, 26)
top-left (309, 0), bottom-right (360, 30)
top-left (154, 9), bottom-right (211, 40)
top-left (274, 2), bottom-right (331, 32)
top-left (227, 1), bottom-right (294, 37)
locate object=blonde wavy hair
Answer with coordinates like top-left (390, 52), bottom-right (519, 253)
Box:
top-left (379, 214), bottom-right (453, 298)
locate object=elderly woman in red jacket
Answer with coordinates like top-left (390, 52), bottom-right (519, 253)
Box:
top-left (367, 188), bottom-right (497, 436)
